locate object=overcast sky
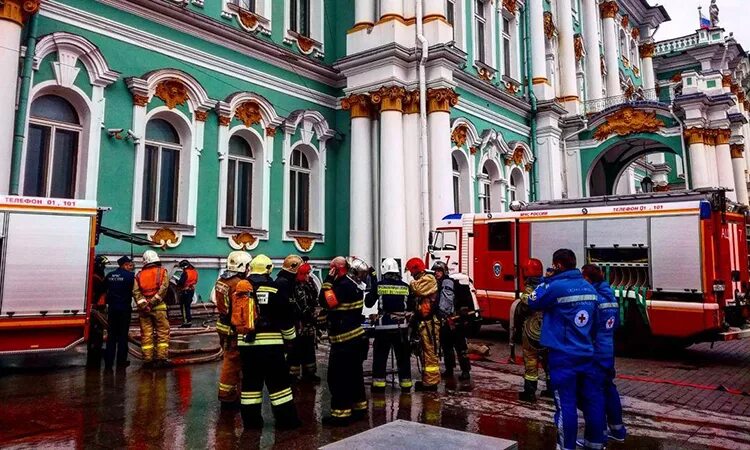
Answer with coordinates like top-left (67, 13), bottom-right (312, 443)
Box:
top-left (653, 0), bottom-right (750, 46)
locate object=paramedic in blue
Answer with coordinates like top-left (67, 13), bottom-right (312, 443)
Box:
top-left (528, 249), bottom-right (605, 450)
top-left (582, 264), bottom-right (626, 443)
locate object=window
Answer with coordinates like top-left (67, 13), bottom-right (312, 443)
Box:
top-left (446, 0), bottom-right (455, 26)
top-left (290, 0), bottom-right (311, 37)
top-left (488, 222), bottom-right (512, 251)
top-left (509, 173), bottom-right (517, 202)
top-left (142, 119), bottom-right (180, 223)
top-left (630, 39), bottom-right (638, 69)
top-left (289, 149), bottom-right (310, 231)
top-left (231, 0), bottom-right (255, 10)
top-left (502, 17), bottom-right (512, 78)
top-left (619, 29), bottom-right (628, 59)
top-left (452, 154), bottom-right (461, 214)
top-left (474, 0), bottom-right (486, 63)
top-left (226, 135), bottom-right (255, 228)
top-left (478, 165), bottom-right (492, 213)
top-left (24, 95), bottom-right (81, 199)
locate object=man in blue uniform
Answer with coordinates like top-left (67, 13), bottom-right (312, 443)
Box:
top-left (582, 264), bottom-right (626, 443)
top-left (528, 249), bottom-right (604, 450)
top-left (104, 256), bottom-right (135, 370)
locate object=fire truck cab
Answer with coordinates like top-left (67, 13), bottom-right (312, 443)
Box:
top-left (428, 189), bottom-right (750, 347)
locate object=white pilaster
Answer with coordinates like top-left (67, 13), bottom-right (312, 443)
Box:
top-left (380, 0), bottom-right (402, 18)
top-left (354, 0), bottom-right (376, 26)
top-left (715, 130), bottom-right (736, 200)
top-left (581, 0), bottom-right (603, 101)
top-left (536, 109), bottom-right (564, 199)
top-left (530, 0), bottom-right (551, 100)
top-left (686, 129), bottom-right (709, 189)
top-left (0, 19), bottom-right (22, 195)
top-left (349, 114), bottom-right (374, 264)
top-left (600, 1), bottom-right (621, 97)
top-left (731, 146), bottom-right (749, 205)
top-left (556, 0), bottom-right (579, 113)
top-left (428, 109), bottom-right (452, 227)
top-left (641, 56), bottom-right (655, 91)
top-left (403, 104), bottom-right (421, 260)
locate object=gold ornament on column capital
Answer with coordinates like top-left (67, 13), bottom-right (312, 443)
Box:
top-left (684, 128), bottom-right (705, 145)
top-left (722, 74), bottom-right (733, 88)
top-left (543, 11), bottom-right (556, 40)
top-left (716, 128), bottom-right (732, 145)
top-left (502, 0), bottom-right (518, 14)
top-left (451, 125), bottom-right (469, 148)
top-left (370, 86), bottom-right (407, 112)
top-left (638, 42), bottom-right (655, 58)
top-left (621, 15), bottom-right (629, 28)
top-left (631, 28), bottom-right (640, 40)
top-left (731, 144), bottom-right (745, 159)
top-left (599, 1), bottom-right (619, 19)
top-left (341, 94), bottom-right (372, 118)
top-left (427, 88), bottom-right (459, 114)
top-left (154, 79), bottom-right (189, 110)
top-left (703, 129), bottom-right (718, 146)
top-left (403, 90), bottom-right (420, 115)
top-left (0, 0), bottom-right (40, 26)
top-left (574, 34), bottom-right (585, 62)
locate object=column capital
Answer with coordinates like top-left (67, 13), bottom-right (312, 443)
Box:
top-left (0, 0), bottom-right (40, 26)
top-left (639, 42), bottom-right (656, 58)
top-left (599, 1), bottom-right (619, 19)
top-left (704, 128), bottom-right (718, 146)
top-left (341, 93), bottom-right (373, 118)
top-left (684, 127), bottom-right (705, 145)
top-left (722, 74), bottom-right (734, 88)
top-left (370, 86), bottom-right (407, 112)
top-left (502, 0), bottom-right (518, 15)
top-left (731, 144), bottom-right (745, 159)
top-left (716, 128), bottom-right (732, 145)
top-left (543, 11), bottom-right (556, 40)
top-left (403, 90), bottom-right (420, 114)
top-left (426, 87), bottom-right (459, 113)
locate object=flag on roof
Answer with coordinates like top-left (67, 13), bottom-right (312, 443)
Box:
top-left (699, 9), bottom-right (711, 30)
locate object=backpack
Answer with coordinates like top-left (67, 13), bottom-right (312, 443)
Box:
top-left (231, 282), bottom-right (258, 336)
top-left (451, 275), bottom-right (475, 311)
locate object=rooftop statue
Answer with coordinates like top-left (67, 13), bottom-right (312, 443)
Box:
top-left (710, 0), bottom-right (719, 27)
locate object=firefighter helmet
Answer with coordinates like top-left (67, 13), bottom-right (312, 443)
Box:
top-left (347, 256), bottom-right (370, 282)
top-left (178, 259), bottom-right (191, 269)
top-left (95, 255), bottom-right (109, 268)
top-left (405, 257), bottom-right (426, 276)
top-left (431, 261), bottom-right (449, 275)
top-left (296, 262), bottom-right (312, 282)
top-left (381, 258), bottom-right (400, 275)
top-left (523, 258), bottom-right (544, 278)
top-left (235, 279), bottom-right (253, 294)
top-left (226, 251), bottom-right (252, 273)
top-left (143, 250), bottom-right (160, 265)
top-left (282, 255), bottom-right (303, 274)
top-left (250, 254), bottom-right (274, 275)
top-left (329, 256), bottom-right (349, 278)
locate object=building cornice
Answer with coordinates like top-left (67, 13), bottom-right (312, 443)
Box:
top-left (453, 70), bottom-right (532, 118)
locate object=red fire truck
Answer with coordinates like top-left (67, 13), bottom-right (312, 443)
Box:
top-left (0, 196), bottom-right (99, 354)
top-left (428, 189), bottom-right (750, 348)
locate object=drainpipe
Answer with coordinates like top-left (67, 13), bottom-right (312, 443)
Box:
top-left (416, 0), bottom-right (431, 252)
top-left (523, 3), bottom-right (538, 201)
top-left (668, 105), bottom-right (691, 189)
top-left (10, 12), bottom-right (39, 195)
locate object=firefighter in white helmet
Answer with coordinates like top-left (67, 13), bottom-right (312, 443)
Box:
top-left (212, 250), bottom-right (252, 406)
top-left (133, 250), bottom-right (170, 368)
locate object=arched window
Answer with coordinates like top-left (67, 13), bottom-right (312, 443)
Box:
top-left (452, 154), bottom-right (462, 214)
top-left (509, 168), bottom-right (527, 202)
top-left (24, 95), bottom-right (82, 199)
top-left (226, 135), bottom-right (256, 228)
top-left (142, 118), bottom-right (180, 223)
top-left (289, 148), bottom-right (311, 231)
top-left (478, 164), bottom-right (491, 213)
top-left (630, 39), bottom-right (639, 69)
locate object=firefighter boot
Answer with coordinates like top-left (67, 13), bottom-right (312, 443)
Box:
top-left (459, 370), bottom-right (471, 381)
top-left (518, 379), bottom-right (537, 403)
top-left (414, 381), bottom-right (438, 392)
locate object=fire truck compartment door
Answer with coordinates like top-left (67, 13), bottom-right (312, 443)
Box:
top-left (0, 213), bottom-right (91, 316)
top-left (530, 220), bottom-right (585, 268)
top-left (650, 215), bottom-right (702, 293)
top-left (587, 218), bottom-right (648, 248)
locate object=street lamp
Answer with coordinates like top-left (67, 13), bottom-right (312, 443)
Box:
top-left (640, 176), bottom-right (654, 193)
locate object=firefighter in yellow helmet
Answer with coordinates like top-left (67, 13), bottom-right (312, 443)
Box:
top-left (237, 254), bottom-right (301, 429)
top-left (212, 250), bottom-right (251, 406)
top-left (133, 250), bottom-right (170, 369)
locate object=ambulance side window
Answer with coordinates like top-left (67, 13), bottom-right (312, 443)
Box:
top-left (488, 222), bottom-right (512, 251)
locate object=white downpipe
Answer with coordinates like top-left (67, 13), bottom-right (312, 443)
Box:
top-left (416, 0), bottom-right (431, 255)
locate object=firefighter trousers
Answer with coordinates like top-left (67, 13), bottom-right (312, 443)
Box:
top-left (372, 329), bottom-right (412, 389)
top-left (239, 344), bottom-right (299, 428)
top-left (105, 308), bottom-right (132, 367)
top-left (418, 318), bottom-right (441, 386)
top-left (218, 335), bottom-right (242, 403)
top-left (522, 333), bottom-right (549, 384)
top-left (440, 322), bottom-right (470, 374)
top-left (180, 290), bottom-right (194, 324)
top-left (327, 337), bottom-right (368, 419)
top-left (287, 331), bottom-right (317, 378)
top-left (139, 309), bottom-right (170, 361)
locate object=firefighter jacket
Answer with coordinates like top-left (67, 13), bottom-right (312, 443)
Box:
top-left (364, 274), bottom-right (412, 328)
top-left (292, 280), bottom-right (319, 327)
top-left (519, 277), bottom-right (543, 342)
top-left (320, 275), bottom-right (365, 344)
top-left (238, 274), bottom-right (296, 346)
top-left (133, 264), bottom-right (169, 311)
top-left (528, 269), bottom-right (598, 361)
top-left (410, 273), bottom-right (438, 321)
top-left (213, 271), bottom-right (244, 336)
top-left (105, 268), bottom-right (135, 313)
top-left (436, 276), bottom-right (456, 318)
top-left (178, 267), bottom-right (199, 292)
top-left (592, 280), bottom-right (619, 369)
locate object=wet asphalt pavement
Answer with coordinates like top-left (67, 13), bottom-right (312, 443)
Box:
top-left (1, 326), bottom-right (748, 449)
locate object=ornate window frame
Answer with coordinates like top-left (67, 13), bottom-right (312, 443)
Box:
top-left (472, 0), bottom-right (497, 77)
top-left (283, 0), bottom-right (325, 58)
top-left (221, 0), bottom-right (272, 36)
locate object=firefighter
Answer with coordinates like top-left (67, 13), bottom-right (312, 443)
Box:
top-left (285, 259), bottom-right (321, 382)
top-left (406, 257), bottom-right (441, 392)
top-left (528, 249), bottom-right (604, 450)
top-left (133, 250), bottom-right (171, 369)
top-left (275, 254), bottom-right (303, 381)
top-left (238, 254), bottom-right (301, 430)
top-left (365, 257), bottom-right (414, 393)
top-left (177, 260), bottom-right (198, 328)
top-left (320, 256), bottom-right (370, 426)
top-left (104, 256), bottom-right (135, 370)
top-left (433, 261), bottom-right (471, 381)
top-left (517, 258), bottom-right (551, 402)
top-left (212, 250), bottom-right (252, 406)
top-left (87, 255), bottom-right (109, 367)
top-left (582, 264), bottom-right (626, 444)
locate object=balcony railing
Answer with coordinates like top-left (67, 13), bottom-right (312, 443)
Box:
top-left (654, 34), bottom-right (700, 56)
top-left (583, 88), bottom-right (661, 115)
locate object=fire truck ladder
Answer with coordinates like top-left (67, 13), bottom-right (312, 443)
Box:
top-left (602, 263), bottom-right (649, 326)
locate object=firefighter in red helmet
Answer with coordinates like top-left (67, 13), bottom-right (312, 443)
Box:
top-left (516, 258), bottom-right (551, 402)
top-left (406, 257), bottom-right (441, 392)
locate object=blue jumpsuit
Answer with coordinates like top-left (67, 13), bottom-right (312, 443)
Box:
top-left (529, 269), bottom-right (605, 450)
top-left (591, 281), bottom-right (626, 441)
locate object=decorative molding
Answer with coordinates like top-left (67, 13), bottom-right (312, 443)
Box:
top-left (0, 0), bottom-right (40, 26)
top-left (234, 101), bottom-right (263, 127)
top-left (452, 125), bottom-right (470, 148)
top-left (593, 107), bottom-right (665, 141)
top-left (722, 74), bottom-right (733, 88)
top-left (716, 128), bottom-right (732, 145)
top-left (370, 86), bottom-right (407, 113)
top-left (133, 94), bottom-right (149, 107)
top-left (194, 110), bottom-right (208, 122)
top-left (600, 1), bottom-right (619, 19)
top-left (631, 28), bottom-right (640, 40)
top-left (731, 144), bottom-right (745, 159)
top-left (502, 0), bottom-right (517, 14)
top-left (229, 232), bottom-right (259, 251)
top-left (621, 15), bottom-right (629, 28)
top-left (293, 236), bottom-right (315, 253)
top-left (149, 228), bottom-right (183, 249)
top-left (33, 32), bottom-right (119, 87)
top-left (403, 90), bottom-right (420, 115)
top-left (543, 11), bottom-right (556, 40)
top-left (478, 66), bottom-right (496, 82)
top-left (341, 93), bottom-right (373, 118)
top-left (265, 126), bottom-right (276, 137)
top-left (639, 42), bottom-right (655, 58)
top-left (154, 79), bottom-right (190, 109)
top-left (427, 88), bottom-right (459, 114)
top-left (218, 115), bottom-right (232, 127)
top-left (704, 128), bottom-right (717, 146)
top-left (684, 127), bottom-right (705, 145)
top-left (574, 34), bottom-right (585, 62)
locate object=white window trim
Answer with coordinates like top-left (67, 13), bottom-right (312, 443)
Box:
top-left (142, 134), bottom-right (182, 223)
top-left (221, 0), bottom-right (272, 35)
top-left (477, 156), bottom-right (505, 213)
top-left (288, 148), bottom-right (313, 232)
top-left (450, 0), bottom-right (467, 51)
top-left (222, 129), bottom-right (264, 231)
top-left (283, 0), bottom-right (325, 58)
top-left (451, 149), bottom-right (473, 214)
top-left (500, 8), bottom-right (519, 81)
top-left (471, 0), bottom-right (496, 69)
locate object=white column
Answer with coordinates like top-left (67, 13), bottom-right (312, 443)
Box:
top-left (687, 129), bottom-right (709, 189)
top-left (731, 145), bottom-right (749, 205)
top-left (343, 94), bottom-right (374, 265)
top-left (427, 88), bottom-right (457, 227)
top-left (556, 0), bottom-right (579, 113)
top-left (379, 0), bottom-right (402, 18)
top-left (530, 0), bottom-right (549, 100)
top-left (640, 43), bottom-right (656, 91)
top-left (581, 0), bottom-right (603, 101)
top-left (705, 130), bottom-right (719, 187)
top-left (715, 129), bottom-right (736, 200)
top-left (403, 94), bottom-right (422, 260)
top-left (649, 153), bottom-right (669, 187)
top-left (0, 17), bottom-right (22, 195)
top-left (536, 110), bottom-right (564, 199)
top-left (600, 1), bottom-right (622, 97)
top-left (354, 0), bottom-right (376, 26)
top-left (423, 0), bottom-right (444, 17)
